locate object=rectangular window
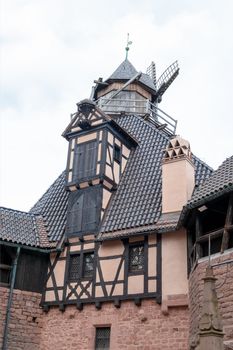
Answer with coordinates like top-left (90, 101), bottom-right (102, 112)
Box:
top-left (68, 254), bottom-right (80, 281)
top-left (113, 144), bottom-right (121, 164)
top-left (68, 252), bottom-right (94, 281)
top-left (95, 327), bottom-right (111, 350)
top-left (129, 243), bottom-right (144, 273)
top-left (83, 252), bottom-right (94, 278)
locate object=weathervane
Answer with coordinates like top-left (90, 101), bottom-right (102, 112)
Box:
top-left (125, 33), bottom-right (132, 60)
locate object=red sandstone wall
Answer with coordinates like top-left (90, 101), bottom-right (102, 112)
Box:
top-left (40, 300), bottom-right (189, 350)
top-left (0, 287), bottom-right (189, 349)
top-left (189, 251), bottom-right (233, 349)
top-left (0, 287), bottom-right (43, 350)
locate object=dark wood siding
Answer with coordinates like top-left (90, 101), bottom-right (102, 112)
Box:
top-left (66, 186), bottom-right (102, 237)
top-left (66, 192), bottom-right (84, 234)
top-left (73, 140), bottom-right (98, 182)
top-left (15, 250), bottom-right (48, 293)
top-left (82, 190), bottom-right (98, 232)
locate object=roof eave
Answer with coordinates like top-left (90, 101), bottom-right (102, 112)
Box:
top-left (178, 184), bottom-right (233, 228)
top-left (0, 239), bottom-right (59, 253)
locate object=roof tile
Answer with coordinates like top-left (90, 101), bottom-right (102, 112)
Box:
top-left (187, 155), bottom-right (233, 208)
top-left (0, 207), bottom-right (54, 248)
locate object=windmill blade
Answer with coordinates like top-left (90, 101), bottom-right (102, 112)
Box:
top-left (155, 60), bottom-right (179, 102)
top-left (146, 61), bottom-right (157, 89)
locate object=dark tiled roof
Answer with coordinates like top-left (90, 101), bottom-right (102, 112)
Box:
top-left (187, 155), bottom-right (233, 209)
top-left (108, 59), bottom-right (137, 80)
top-left (107, 59), bottom-right (156, 92)
top-left (97, 224), bottom-right (158, 241)
top-left (97, 212), bottom-right (181, 241)
top-left (30, 171), bottom-right (69, 242)
top-left (28, 116), bottom-right (212, 243)
top-left (155, 211), bottom-right (181, 233)
top-left (0, 207), bottom-right (53, 248)
top-left (98, 115), bottom-right (212, 239)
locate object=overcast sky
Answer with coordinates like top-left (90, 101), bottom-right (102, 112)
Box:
top-left (1, 0), bottom-right (233, 212)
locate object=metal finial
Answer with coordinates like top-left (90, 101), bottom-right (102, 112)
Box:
top-left (125, 33), bottom-right (132, 60)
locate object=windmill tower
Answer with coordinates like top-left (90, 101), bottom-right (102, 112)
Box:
top-left (92, 56), bottom-right (179, 135)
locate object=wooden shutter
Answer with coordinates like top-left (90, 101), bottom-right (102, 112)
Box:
top-left (83, 140), bottom-right (98, 178)
top-left (66, 187), bottom-right (102, 236)
top-left (66, 192), bottom-right (84, 235)
top-left (73, 140), bottom-right (97, 182)
top-left (82, 190), bottom-right (98, 232)
top-left (73, 143), bottom-right (86, 181)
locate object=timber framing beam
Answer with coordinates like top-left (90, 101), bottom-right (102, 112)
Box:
top-left (221, 193), bottom-right (233, 253)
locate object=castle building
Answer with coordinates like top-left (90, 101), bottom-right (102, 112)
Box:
top-left (0, 57), bottom-right (232, 350)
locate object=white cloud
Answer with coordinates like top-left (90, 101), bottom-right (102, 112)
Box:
top-left (1, 0), bottom-right (233, 211)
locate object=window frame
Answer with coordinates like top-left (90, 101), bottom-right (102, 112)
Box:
top-left (68, 250), bottom-right (95, 282)
top-left (113, 143), bottom-right (121, 164)
top-left (82, 252), bottom-right (95, 278)
top-left (128, 242), bottom-right (145, 275)
top-left (68, 253), bottom-right (81, 282)
top-left (95, 326), bottom-right (111, 350)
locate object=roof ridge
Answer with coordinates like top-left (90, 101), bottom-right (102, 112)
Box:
top-left (0, 206), bottom-right (37, 216)
top-left (186, 154), bottom-right (233, 209)
top-left (121, 114), bottom-right (171, 141)
top-left (30, 170), bottom-right (66, 213)
top-left (194, 155), bottom-right (233, 190)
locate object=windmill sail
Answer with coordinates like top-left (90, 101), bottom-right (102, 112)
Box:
top-left (146, 61), bottom-right (157, 89)
top-left (155, 60), bottom-right (179, 102)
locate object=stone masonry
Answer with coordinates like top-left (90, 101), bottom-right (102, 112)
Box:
top-left (189, 250), bottom-right (233, 350)
top-left (39, 300), bottom-right (189, 350)
top-left (0, 287), bottom-right (43, 350)
top-left (1, 287), bottom-right (189, 350)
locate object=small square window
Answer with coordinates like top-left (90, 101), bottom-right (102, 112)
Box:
top-left (68, 254), bottom-right (80, 281)
top-left (129, 244), bottom-right (144, 272)
top-left (113, 144), bottom-right (121, 163)
top-left (83, 252), bottom-right (94, 278)
top-left (95, 327), bottom-right (111, 350)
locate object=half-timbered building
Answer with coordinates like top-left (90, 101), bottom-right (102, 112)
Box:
top-left (0, 57), bottom-right (232, 350)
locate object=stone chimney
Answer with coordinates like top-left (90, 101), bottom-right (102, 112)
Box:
top-left (162, 136), bottom-right (195, 213)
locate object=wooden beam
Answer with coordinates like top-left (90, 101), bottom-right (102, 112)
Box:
top-left (221, 194), bottom-right (233, 253)
top-left (197, 228), bottom-right (224, 243)
top-left (187, 229), bottom-right (193, 273)
top-left (195, 212), bottom-right (203, 259)
top-left (105, 71), bottom-right (142, 102)
top-left (196, 224), bottom-right (233, 244)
